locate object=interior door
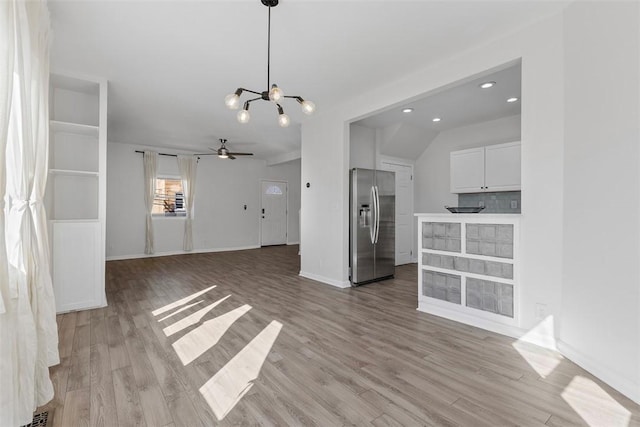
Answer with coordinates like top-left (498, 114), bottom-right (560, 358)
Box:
top-left (260, 180), bottom-right (287, 246)
top-left (381, 161), bottom-right (413, 265)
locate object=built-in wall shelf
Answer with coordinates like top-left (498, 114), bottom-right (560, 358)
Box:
top-left (415, 213), bottom-right (521, 337)
top-left (50, 120), bottom-right (99, 137)
top-left (47, 72), bottom-right (107, 314)
top-left (49, 168), bottom-right (99, 177)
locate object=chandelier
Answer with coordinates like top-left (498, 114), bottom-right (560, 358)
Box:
top-left (224, 0), bottom-right (316, 127)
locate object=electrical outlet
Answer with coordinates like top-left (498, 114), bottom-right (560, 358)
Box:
top-left (479, 201), bottom-right (485, 208)
top-left (511, 200), bottom-right (518, 209)
top-left (535, 303), bottom-right (547, 320)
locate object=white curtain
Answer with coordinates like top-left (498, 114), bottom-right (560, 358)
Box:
top-left (1, 1), bottom-right (59, 426)
top-left (177, 155), bottom-right (197, 251)
top-left (143, 150), bottom-right (157, 254)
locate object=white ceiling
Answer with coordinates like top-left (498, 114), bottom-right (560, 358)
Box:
top-left (355, 63), bottom-right (521, 132)
top-left (354, 63), bottom-right (522, 159)
top-left (49, 1), bottom-right (566, 159)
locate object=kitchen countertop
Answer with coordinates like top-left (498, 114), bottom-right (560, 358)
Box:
top-left (414, 213), bottom-right (521, 219)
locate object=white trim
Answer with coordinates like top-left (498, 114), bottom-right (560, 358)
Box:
top-left (557, 340), bottom-right (640, 406)
top-left (418, 302), bottom-right (525, 339)
top-left (380, 159), bottom-right (415, 266)
top-left (286, 241), bottom-right (300, 245)
top-left (378, 155), bottom-right (415, 168)
top-left (299, 271), bottom-right (351, 288)
top-left (56, 301), bottom-right (107, 314)
top-left (260, 179), bottom-right (288, 246)
top-left (106, 245), bottom-right (260, 261)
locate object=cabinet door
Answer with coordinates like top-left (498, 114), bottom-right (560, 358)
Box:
top-left (52, 221), bottom-right (103, 312)
top-left (450, 147), bottom-right (485, 193)
top-left (484, 142), bottom-right (521, 191)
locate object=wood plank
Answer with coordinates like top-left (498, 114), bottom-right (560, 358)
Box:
top-left (60, 388), bottom-right (90, 427)
top-left (105, 315), bottom-right (130, 370)
top-left (138, 385), bottom-right (173, 427)
top-left (89, 343), bottom-right (118, 427)
top-left (67, 323), bottom-right (91, 391)
top-left (48, 246), bottom-right (640, 426)
top-left (112, 367), bottom-right (146, 427)
top-left (165, 393), bottom-right (204, 427)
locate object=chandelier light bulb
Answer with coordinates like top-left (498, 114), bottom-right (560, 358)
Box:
top-left (278, 113), bottom-right (290, 127)
top-left (237, 109), bottom-right (250, 124)
top-left (269, 84), bottom-right (284, 102)
top-left (225, 93), bottom-right (240, 110)
top-left (301, 100), bottom-right (316, 115)
top-left (224, 2), bottom-right (311, 129)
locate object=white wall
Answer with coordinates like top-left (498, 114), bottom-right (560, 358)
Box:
top-left (302, 12), bottom-right (565, 330)
top-left (414, 115), bottom-right (521, 213)
top-left (349, 124), bottom-right (376, 169)
top-left (301, 2), bottom-right (640, 404)
top-left (106, 142), bottom-right (300, 259)
top-left (560, 1), bottom-right (640, 403)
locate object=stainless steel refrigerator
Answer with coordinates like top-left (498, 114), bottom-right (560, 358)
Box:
top-left (350, 168), bottom-right (395, 285)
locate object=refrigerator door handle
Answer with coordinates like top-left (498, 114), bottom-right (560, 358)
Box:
top-left (369, 185), bottom-right (376, 244)
top-left (374, 185), bottom-right (380, 244)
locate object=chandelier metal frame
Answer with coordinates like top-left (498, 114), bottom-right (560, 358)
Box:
top-left (224, 0), bottom-right (315, 127)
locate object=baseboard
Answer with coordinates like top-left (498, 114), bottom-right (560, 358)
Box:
top-left (106, 245), bottom-right (261, 261)
top-left (286, 241), bottom-right (300, 245)
top-left (417, 302), bottom-right (526, 340)
top-left (557, 340), bottom-right (640, 405)
top-left (299, 271), bottom-right (351, 288)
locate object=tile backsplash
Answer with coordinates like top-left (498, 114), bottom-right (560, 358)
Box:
top-left (458, 191), bottom-right (521, 214)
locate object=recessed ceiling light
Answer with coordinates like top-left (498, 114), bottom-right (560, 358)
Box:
top-left (507, 97), bottom-right (519, 103)
top-left (402, 108), bottom-right (413, 113)
top-left (432, 117), bottom-right (441, 122)
top-left (479, 81), bottom-right (496, 89)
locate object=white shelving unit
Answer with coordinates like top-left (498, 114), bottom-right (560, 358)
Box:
top-left (46, 72), bottom-right (107, 313)
top-left (415, 213), bottom-right (521, 338)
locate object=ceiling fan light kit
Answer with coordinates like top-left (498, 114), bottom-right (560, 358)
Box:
top-left (225, 0), bottom-right (315, 127)
top-left (196, 139), bottom-right (254, 160)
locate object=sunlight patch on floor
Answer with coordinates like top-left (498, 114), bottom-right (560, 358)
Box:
top-left (199, 320), bottom-right (283, 421)
top-left (173, 304), bottom-right (252, 366)
top-left (159, 300), bottom-right (204, 322)
top-left (163, 294), bottom-right (231, 337)
top-left (152, 284), bottom-right (217, 316)
top-left (562, 376), bottom-right (631, 426)
top-left (512, 315), bottom-right (562, 378)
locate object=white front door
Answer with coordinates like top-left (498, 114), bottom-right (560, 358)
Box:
top-left (261, 180), bottom-right (287, 246)
top-left (381, 161), bottom-right (413, 265)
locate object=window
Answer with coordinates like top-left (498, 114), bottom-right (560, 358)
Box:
top-left (153, 178), bottom-right (186, 216)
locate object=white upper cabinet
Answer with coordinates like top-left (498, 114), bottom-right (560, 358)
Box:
top-left (484, 142), bottom-right (521, 191)
top-left (450, 147), bottom-right (485, 193)
top-left (450, 141), bottom-right (521, 193)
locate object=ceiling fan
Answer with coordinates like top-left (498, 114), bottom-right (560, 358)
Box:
top-left (197, 139), bottom-right (254, 160)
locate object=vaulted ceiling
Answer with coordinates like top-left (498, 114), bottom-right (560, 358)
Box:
top-left (49, 0), bottom-right (568, 159)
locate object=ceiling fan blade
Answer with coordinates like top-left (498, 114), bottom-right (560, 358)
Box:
top-left (228, 154), bottom-right (236, 160)
top-left (227, 152), bottom-right (253, 156)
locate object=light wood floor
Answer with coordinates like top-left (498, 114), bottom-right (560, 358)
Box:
top-left (42, 245), bottom-right (640, 426)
